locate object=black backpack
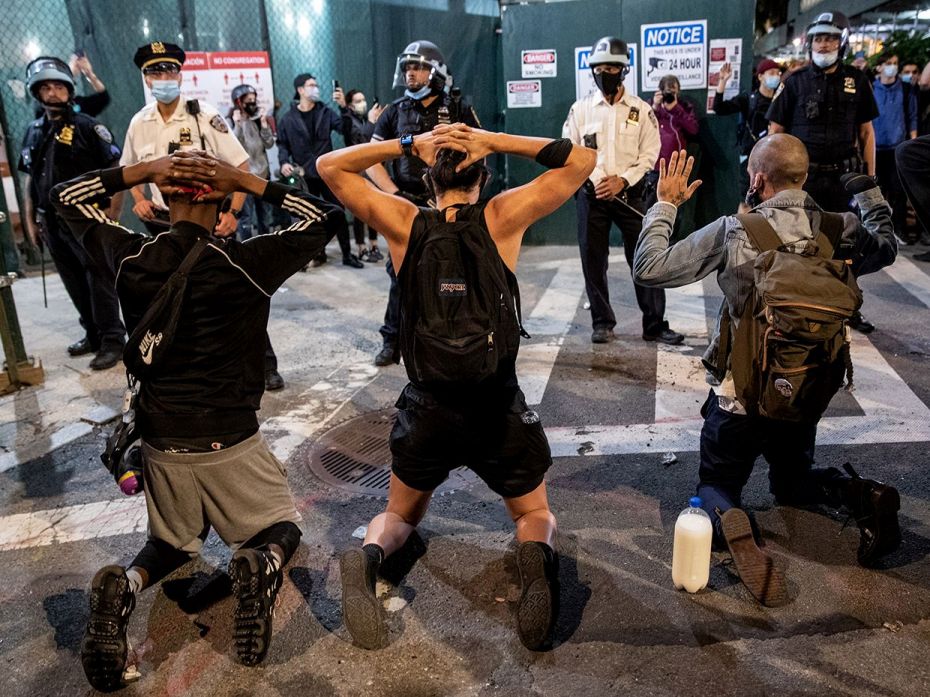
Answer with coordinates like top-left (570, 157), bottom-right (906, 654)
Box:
top-left (398, 202), bottom-right (527, 386)
top-left (715, 212), bottom-right (862, 422)
top-left (123, 237), bottom-right (209, 379)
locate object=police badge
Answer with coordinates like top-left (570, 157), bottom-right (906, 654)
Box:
top-left (94, 124), bottom-right (113, 144)
top-left (210, 115), bottom-right (229, 133)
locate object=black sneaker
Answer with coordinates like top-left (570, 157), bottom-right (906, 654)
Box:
top-left (591, 327), bottom-right (615, 344)
top-left (368, 247), bottom-right (384, 262)
top-left (374, 345), bottom-right (399, 367)
top-left (720, 508), bottom-right (788, 607)
top-left (229, 548), bottom-right (283, 666)
top-left (309, 252), bottom-right (328, 268)
top-left (358, 248), bottom-right (372, 262)
top-left (89, 348), bottom-right (122, 371)
top-left (515, 541), bottom-right (559, 650)
top-left (914, 251), bottom-right (930, 262)
top-left (849, 311), bottom-right (875, 334)
top-left (340, 547), bottom-right (387, 649)
top-left (265, 369), bottom-right (285, 391)
top-left (81, 565), bottom-right (135, 692)
top-left (643, 328), bottom-right (685, 345)
top-left (842, 463), bottom-right (902, 567)
top-left (343, 253), bottom-right (364, 269)
top-left (68, 337), bottom-right (94, 357)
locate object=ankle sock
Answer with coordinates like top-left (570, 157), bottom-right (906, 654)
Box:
top-left (362, 543), bottom-right (385, 565)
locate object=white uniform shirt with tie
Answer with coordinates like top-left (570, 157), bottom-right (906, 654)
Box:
top-left (562, 88), bottom-right (660, 189)
top-left (120, 96), bottom-right (248, 209)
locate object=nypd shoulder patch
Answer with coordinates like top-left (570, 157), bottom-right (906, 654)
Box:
top-left (210, 114), bottom-right (229, 133)
top-left (94, 124), bottom-right (113, 144)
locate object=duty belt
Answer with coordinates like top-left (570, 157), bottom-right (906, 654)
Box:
top-left (809, 155), bottom-right (861, 175)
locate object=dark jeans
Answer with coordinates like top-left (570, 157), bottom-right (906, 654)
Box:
top-left (697, 390), bottom-right (846, 546)
top-left (876, 147), bottom-right (908, 237)
top-left (352, 216), bottom-right (378, 246)
top-left (236, 195), bottom-right (273, 241)
top-left (304, 176), bottom-right (351, 258)
top-left (40, 210), bottom-right (124, 351)
top-left (379, 252), bottom-right (400, 349)
top-left (896, 135), bottom-right (930, 233)
top-left (575, 187), bottom-right (667, 335)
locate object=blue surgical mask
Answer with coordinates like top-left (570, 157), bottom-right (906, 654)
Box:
top-left (763, 75), bottom-right (781, 90)
top-left (882, 64), bottom-right (899, 79)
top-left (405, 84), bottom-right (432, 100)
top-left (902, 73), bottom-right (914, 83)
top-left (151, 79), bottom-right (180, 104)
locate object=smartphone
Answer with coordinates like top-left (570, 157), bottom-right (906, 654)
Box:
top-left (74, 49), bottom-right (85, 58)
top-left (333, 79), bottom-right (340, 91)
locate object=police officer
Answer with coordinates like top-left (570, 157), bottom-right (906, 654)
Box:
top-left (766, 11), bottom-right (879, 332)
top-left (120, 42), bottom-right (286, 389)
top-left (563, 36), bottom-right (683, 345)
top-left (366, 40), bottom-right (481, 366)
top-left (18, 56), bottom-right (125, 369)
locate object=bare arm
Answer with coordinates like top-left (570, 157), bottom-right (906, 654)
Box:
top-left (432, 127), bottom-right (595, 270)
top-left (364, 162), bottom-right (399, 193)
top-left (106, 190), bottom-right (125, 221)
top-left (859, 121), bottom-right (876, 177)
top-left (21, 175), bottom-right (38, 247)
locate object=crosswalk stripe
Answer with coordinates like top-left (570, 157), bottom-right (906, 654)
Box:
top-left (883, 255), bottom-right (930, 309)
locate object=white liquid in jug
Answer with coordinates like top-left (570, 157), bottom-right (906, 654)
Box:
top-left (672, 510), bottom-right (713, 593)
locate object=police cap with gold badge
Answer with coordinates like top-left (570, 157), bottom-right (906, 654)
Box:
top-left (133, 41), bottom-right (186, 73)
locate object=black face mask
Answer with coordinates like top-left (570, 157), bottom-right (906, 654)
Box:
top-left (593, 71), bottom-right (624, 98)
top-left (662, 91), bottom-right (677, 103)
top-left (243, 103), bottom-right (259, 116)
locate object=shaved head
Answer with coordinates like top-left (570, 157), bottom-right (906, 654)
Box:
top-left (748, 134), bottom-right (809, 190)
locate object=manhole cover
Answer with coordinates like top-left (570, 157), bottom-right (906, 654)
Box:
top-left (302, 408), bottom-right (479, 497)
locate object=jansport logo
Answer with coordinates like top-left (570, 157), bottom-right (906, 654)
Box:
top-left (439, 279), bottom-right (467, 296)
top-left (139, 330), bottom-right (164, 365)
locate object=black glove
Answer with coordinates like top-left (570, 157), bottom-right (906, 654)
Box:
top-left (840, 172), bottom-right (877, 195)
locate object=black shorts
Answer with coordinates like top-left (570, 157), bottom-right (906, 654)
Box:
top-left (389, 383), bottom-right (552, 499)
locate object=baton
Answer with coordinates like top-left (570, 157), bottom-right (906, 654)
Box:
top-left (40, 243), bottom-right (47, 308)
top-left (610, 193), bottom-right (645, 219)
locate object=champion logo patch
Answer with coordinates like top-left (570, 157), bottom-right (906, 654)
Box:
top-left (438, 279), bottom-right (467, 296)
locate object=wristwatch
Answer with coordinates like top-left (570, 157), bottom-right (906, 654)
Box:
top-left (228, 208), bottom-right (243, 219)
top-left (400, 133), bottom-right (414, 158)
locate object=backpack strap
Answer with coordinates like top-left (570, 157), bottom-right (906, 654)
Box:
top-left (734, 212), bottom-right (783, 253)
top-left (816, 211), bottom-right (844, 259)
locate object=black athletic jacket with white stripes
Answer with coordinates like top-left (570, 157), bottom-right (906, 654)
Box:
top-left (51, 167), bottom-right (340, 439)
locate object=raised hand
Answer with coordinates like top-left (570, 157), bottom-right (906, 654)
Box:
top-left (431, 124), bottom-right (493, 170)
top-left (656, 149), bottom-right (702, 207)
top-left (718, 62), bottom-right (733, 88)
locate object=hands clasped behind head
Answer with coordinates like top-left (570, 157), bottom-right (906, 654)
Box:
top-left (157, 150), bottom-right (228, 202)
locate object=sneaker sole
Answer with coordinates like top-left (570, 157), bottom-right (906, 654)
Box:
top-left (229, 549), bottom-right (276, 666)
top-left (721, 509), bottom-right (788, 608)
top-left (515, 543), bottom-right (556, 650)
top-left (859, 486), bottom-right (902, 566)
top-left (340, 550), bottom-right (387, 650)
top-left (81, 565), bottom-right (131, 692)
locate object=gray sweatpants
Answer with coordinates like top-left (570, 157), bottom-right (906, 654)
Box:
top-left (141, 431), bottom-right (301, 554)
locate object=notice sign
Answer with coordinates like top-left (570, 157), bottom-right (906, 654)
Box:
top-left (507, 80), bottom-right (542, 108)
top-left (641, 20), bottom-right (707, 92)
top-left (574, 44), bottom-right (638, 102)
top-left (522, 49), bottom-right (557, 78)
top-left (143, 51), bottom-right (275, 115)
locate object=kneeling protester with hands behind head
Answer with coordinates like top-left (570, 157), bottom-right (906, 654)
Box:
top-left (633, 136), bottom-right (900, 608)
top-left (51, 149), bottom-right (343, 689)
top-left (317, 124), bottom-right (595, 651)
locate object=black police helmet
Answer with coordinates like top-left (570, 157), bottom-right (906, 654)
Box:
top-left (232, 84), bottom-right (257, 104)
top-left (393, 40), bottom-right (451, 92)
top-left (805, 11), bottom-right (851, 60)
top-left (26, 56), bottom-right (74, 98)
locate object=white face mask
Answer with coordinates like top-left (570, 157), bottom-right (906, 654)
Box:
top-left (882, 64), bottom-right (899, 78)
top-left (353, 101), bottom-right (367, 116)
top-left (812, 51), bottom-right (839, 69)
top-left (305, 86), bottom-right (321, 102)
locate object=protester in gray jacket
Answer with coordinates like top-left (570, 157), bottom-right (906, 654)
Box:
top-left (633, 135), bottom-right (900, 607)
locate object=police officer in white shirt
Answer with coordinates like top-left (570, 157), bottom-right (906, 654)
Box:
top-left (121, 42), bottom-right (249, 237)
top-left (564, 36), bottom-right (683, 345)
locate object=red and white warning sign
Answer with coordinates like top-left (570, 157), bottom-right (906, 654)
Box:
top-left (506, 80), bottom-right (542, 108)
top-left (143, 51), bottom-right (275, 115)
top-left (521, 49), bottom-right (557, 78)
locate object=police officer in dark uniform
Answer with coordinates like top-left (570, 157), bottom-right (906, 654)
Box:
top-left (366, 40), bottom-right (481, 366)
top-left (766, 11), bottom-right (880, 333)
top-left (19, 56), bottom-right (125, 369)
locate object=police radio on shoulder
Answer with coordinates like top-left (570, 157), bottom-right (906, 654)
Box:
top-left (535, 138), bottom-right (572, 169)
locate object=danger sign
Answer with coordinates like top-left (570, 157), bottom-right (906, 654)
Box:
top-left (521, 49), bottom-right (557, 78)
top-left (506, 80), bottom-right (542, 108)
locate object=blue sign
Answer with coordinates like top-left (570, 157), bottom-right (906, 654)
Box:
top-left (643, 22), bottom-right (705, 47)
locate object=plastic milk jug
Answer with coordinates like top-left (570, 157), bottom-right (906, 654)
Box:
top-left (672, 496), bottom-right (713, 593)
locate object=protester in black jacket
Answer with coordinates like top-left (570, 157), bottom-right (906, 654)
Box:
top-left (51, 151), bottom-right (339, 689)
top-left (340, 88), bottom-right (384, 260)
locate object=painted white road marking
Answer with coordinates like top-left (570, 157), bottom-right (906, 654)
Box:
top-left (883, 255), bottom-right (930, 309)
top-left (0, 497), bottom-right (146, 551)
